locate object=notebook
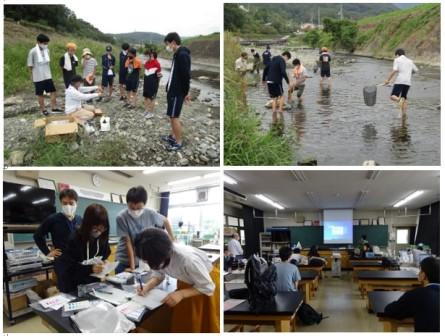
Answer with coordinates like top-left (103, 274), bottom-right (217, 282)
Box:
top-left (116, 301), bottom-right (147, 322)
top-left (131, 288), bottom-right (169, 310)
top-left (91, 286), bottom-right (135, 306)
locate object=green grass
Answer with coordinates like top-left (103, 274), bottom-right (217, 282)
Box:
top-left (4, 22), bottom-right (118, 95)
top-left (224, 32), bottom-right (293, 166)
top-left (28, 135), bottom-right (129, 166)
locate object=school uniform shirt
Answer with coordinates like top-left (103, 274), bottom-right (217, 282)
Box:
top-left (275, 262), bottom-right (301, 292)
top-left (82, 57), bottom-right (98, 78)
top-left (57, 230), bottom-right (111, 293)
top-left (267, 56), bottom-right (289, 84)
top-left (64, 85), bottom-right (99, 114)
top-left (115, 208), bottom-right (165, 267)
top-left (393, 55), bottom-right (418, 86)
top-left (166, 46), bottom-right (191, 97)
top-left (227, 238), bottom-right (243, 257)
top-left (101, 54), bottom-right (116, 75)
top-left (27, 45), bottom-right (52, 82)
top-left (119, 51), bottom-right (129, 76)
top-left (143, 59), bottom-right (162, 98)
top-left (33, 212), bottom-right (82, 256)
top-left (384, 284), bottom-right (440, 332)
top-left (235, 57), bottom-right (248, 72)
top-left (151, 243), bottom-right (215, 296)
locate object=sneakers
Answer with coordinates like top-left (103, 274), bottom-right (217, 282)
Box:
top-left (51, 108), bottom-right (64, 113)
top-left (96, 96), bottom-right (103, 102)
top-left (168, 142), bottom-right (183, 151)
top-left (41, 110), bottom-right (49, 116)
top-left (161, 135), bottom-right (176, 144)
top-left (144, 111), bottom-right (154, 119)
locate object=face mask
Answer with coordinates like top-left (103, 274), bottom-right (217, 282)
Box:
top-left (39, 44), bottom-right (48, 50)
top-left (91, 230), bottom-right (102, 239)
top-left (128, 209), bottom-right (143, 218)
top-left (62, 203), bottom-right (77, 218)
top-left (123, 50), bottom-right (128, 55)
top-left (165, 45), bottom-right (173, 53)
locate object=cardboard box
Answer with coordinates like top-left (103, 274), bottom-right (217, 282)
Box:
top-left (3, 292), bottom-right (28, 313)
top-left (34, 115), bottom-right (78, 143)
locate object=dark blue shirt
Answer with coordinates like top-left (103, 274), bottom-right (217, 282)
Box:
top-left (267, 55), bottom-right (289, 84)
top-left (102, 54), bottom-right (116, 71)
top-left (262, 50), bottom-right (272, 65)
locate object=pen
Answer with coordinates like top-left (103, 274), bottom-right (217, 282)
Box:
top-left (137, 275), bottom-right (143, 291)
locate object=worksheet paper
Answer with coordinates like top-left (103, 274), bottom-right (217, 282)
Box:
top-left (90, 261), bottom-right (118, 279)
top-left (39, 294), bottom-right (75, 310)
top-left (91, 287), bottom-right (135, 306)
top-left (224, 299), bottom-right (245, 311)
top-left (131, 288), bottom-right (169, 310)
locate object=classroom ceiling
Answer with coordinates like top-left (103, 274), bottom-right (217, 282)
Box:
top-left (224, 170), bottom-right (439, 211)
top-left (96, 170), bottom-right (220, 190)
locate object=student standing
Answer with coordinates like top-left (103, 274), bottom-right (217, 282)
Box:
top-left (27, 34), bottom-right (62, 115)
top-left (142, 50), bottom-right (162, 119)
top-left (57, 204), bottom-right (111, 293)
top-left (235, 52), bottom-right (249, 76)
top-left (162, 32), bottom-right (191, 151)
top-left (275, 246), bottom-right (301, 291)
top-left (124, 47), bottom-right (142, 109)
top-left (115, 186), bottom-right (174, 273)
top-left (135, 228), bottom-right (220, 332)
top-left (384, 257), bottom-right (439, 332)
top-left (262, 45), bottom-right (272, 82)
top-left (98, 45), bottom-right (116, 102)
top-left (81, 48), bottom-right (98, 87)
top-left (119, 43), bottom-right (130, 101)
top-left (251, 48), bottom-right (261, 74)
top-left (59, 42), bottom-right (78, 89)
top-left (227, 232), bottom-right (243, 257)
top-left (319, 47), bottom-right (331, 83)
top-left (384, 49), bottom-right (418, 115)
top-left (288, 58), bottom-right (310, 104)
top-left (267, 51), bottom-right (291, 124)
top-left (33, 189), bottom-right (82, 290)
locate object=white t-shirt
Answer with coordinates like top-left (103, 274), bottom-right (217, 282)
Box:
top-left (227, 238), bottom-right (243, 257)
top-left (151, 244), bottom-right (215, 296)
top-left (27, 47), bottom-right (52, 82)
top-left (393, 55), bottom-right (418, 86)
top-left (64, 85), bottom-right (99, 114)
top-left (235, 57), bottom-right (248, 72)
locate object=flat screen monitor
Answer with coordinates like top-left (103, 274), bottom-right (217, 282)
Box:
top-left (323, 209), bottom-right (353, 244)
top-left (3, 182), bottom-right (56, 225)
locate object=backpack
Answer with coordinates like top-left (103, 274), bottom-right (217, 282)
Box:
top-left (297, 302), bottom-right (324, 325)
top-left (244, 255), bottom-right (277, 313)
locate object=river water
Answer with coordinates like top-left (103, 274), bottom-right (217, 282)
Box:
top-left (246, 49), bottom-right (440, 165)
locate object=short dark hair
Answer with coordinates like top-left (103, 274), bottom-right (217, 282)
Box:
top-left (241, 52), bottom-right (248, 57)
top-left (121, 42), bottom-right (130, 50)
top-left (292, 58), bottom-right (301, 66)
top-left (129, 47), bottom-right (137, 56)
top-left (395, 48), bottom-right (405, 56)
top-left (250, 49), bottom-right (255, 52)
top-left (151, 51), bottom-right (158, 59)
top-left (106, 45), bottom-right (112, 52)
top-left (78, 204), bottom-right (110, 244)
top-left (293, 247), bottom-right (301, 254)
top-left (308, 245), bottom-right (320, 257)
top-left (420, 257), bottom-right (439, 283)
top-left (362, 234), bottom-right (367, 240)
top-left (164, 32), bottom-right (181, 45)
top-left (231, 233), bottom-right (238, 238)
top-left (282, 51), bottom-right (291, 59)
top-left (59, 188), bottom-right (78, 202)
top-left (279, 246), bottom-right (292, 261)
top-left (37, 34), bottom-right (50, 43)
top-left (70, 75), bottom-right (83, 85)
top-left (266, 45), bottom-right (270, 49)
top-left (126, 186), bottom-right (148, 204)
top-left (134, 228), bottom-right (173, 270)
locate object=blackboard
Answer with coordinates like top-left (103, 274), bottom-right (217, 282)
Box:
top-left (289, 225), bottom-right (389, 247)
top-left (13, 196), bottom-right (127, 243)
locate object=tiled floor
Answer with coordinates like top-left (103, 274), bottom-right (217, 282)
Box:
top-left (225, 271), bottom-right (413, 332)
top-left (3, 314), bottom-right (52, 333)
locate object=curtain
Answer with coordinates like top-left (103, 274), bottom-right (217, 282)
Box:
top-left (242, 205), bottom-right (264, 258)
top-left (159, 192), bottom-right (170, 217)
top-left (415, 201), bottom-right (439, 256)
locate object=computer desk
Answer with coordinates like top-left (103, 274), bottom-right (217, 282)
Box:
top-left (224, 291), bottom-right (304, 332)
top-left (368, 290), bottom-right (414, 332)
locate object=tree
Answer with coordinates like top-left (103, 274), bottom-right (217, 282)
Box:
top-left (224, 4), bottom-right (246, 31)
top-left (303, 29), bottom-right (321, 48)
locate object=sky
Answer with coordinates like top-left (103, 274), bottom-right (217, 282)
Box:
top-left (67, 0), bottom-right (220, 35)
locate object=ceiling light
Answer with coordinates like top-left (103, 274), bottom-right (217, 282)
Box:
top-left (291, 171), bottom-right (307, 182)
top-left (305, 191), bottom-right (316, 204)
top-left (3, 193), bottom-right (17, 201)
top-left (355, 190), bottom-right (368, 206)
top-left (20, 186), bottom-right (32, 192)
top-left (393, 191), bottom-right (424, 208)
top-left (203, 172), bottom-right (220, 179)
top-left (167, 176), bottom-right (202, 186)
top-left (32, 197), bottom-right (49, 205)
top-left (224, 174), bottom-right (238, 185)
top-left (366, 171), bottom-right (380, 180)
top-left (255, 194), bottom-right (284, 210)
top-left (142, 169), bottom-right (161, 175)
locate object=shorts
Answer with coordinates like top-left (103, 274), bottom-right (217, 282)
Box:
top-left (320, 66), bottom-right (331, 78)
top-left (101, 74), bottom-right (114, 87)
top-left (391, 84), bottom-right (410, 99)
top-left (295, 84), bottom-right (306, 98)
top-left (119, 69), bottom-right (127, 85)
top-left (267, 82), bottom-right (284, 98)
top-left (126, 76), bottom-right (139, 92)
top-left (143, 75), bottom-right (159, 99)
top-left (34, 79), bottom-right (56, 96)
top-left (166, 95), bottom-right (184, 118)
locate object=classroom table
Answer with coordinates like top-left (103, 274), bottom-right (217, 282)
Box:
top-left (368, 291), bottom-right (414, 332)
top-left (357, 270), bottom-right (420, 300)
top-left (224, 291), bottom-right (304, 332)
top-left (31, 275), bottom-right (177, 333)
top-left (198, 243), bottom-right (220, 253)
top-left (298, 264), bottom-right (324, 279)
top-left (351, 261), bottom-right (385, 280)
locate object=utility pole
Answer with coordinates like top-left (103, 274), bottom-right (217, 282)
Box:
top-left (339, 4), bottom-right (344, 20)
top-left (318, 7), bottom-right (320, 26)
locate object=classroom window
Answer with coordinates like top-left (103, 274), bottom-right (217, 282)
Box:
top-left (396, 228), bottom-right (410, 244)
top-left (168, 186), bottom-right (219, 245)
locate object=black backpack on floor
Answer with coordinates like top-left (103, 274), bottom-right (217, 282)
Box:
top-left (244, 255), bottom-right (277, 313)
top-left (297, 302), bottom-right (325, 325)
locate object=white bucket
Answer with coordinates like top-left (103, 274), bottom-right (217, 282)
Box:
top-left (100, 116), bottom-right (110, 132)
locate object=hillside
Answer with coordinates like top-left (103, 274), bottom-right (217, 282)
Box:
top-left (111, 31), bottom-right (165, 44)
top-left (184, 33), bottom-right (220, 59)
top-left (225, 3), bottom-right (397, 33)
top-left (356, 4), bottom-right (440, 64)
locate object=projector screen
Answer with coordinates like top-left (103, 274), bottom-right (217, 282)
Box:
top-left (323, 209), bottom-right (353, 244)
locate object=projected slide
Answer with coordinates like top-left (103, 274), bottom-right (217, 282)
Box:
top-left (323, 209), bottom-right (353, 244)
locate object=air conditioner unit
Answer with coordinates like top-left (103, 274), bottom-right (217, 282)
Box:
top-left (15, 171), bottom-right (39, 180)
top-left (197, 188), bottom-right (208, 202)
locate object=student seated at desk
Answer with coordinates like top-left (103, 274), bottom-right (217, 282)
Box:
top-left (308, 245), bottom-right (327, 266)
top-left (57, 204), bottom-right (111, 293)
top-left (384, 257), bottom-right (439, 332)
top-left (134, 228), bottom-right (219, 333)
top-left (290, 248), bottom-right (308, 265)
top-left (224, 246), bottom-right (235, 272)
top-left (361, 243), bottom-right (373, 258)
top-left (275, 246), bottom-right (301, 291)
top-left (227, 232), bottom-right (244, 258)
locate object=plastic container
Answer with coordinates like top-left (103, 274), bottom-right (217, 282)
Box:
top-left (363, 85), bottom-right (377, 106)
